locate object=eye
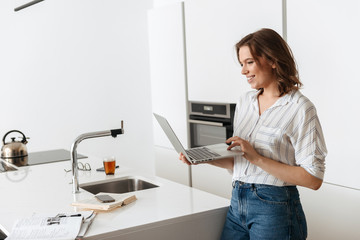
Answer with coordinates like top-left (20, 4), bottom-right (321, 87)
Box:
top-left (247, 61), bottom-right (254, 65)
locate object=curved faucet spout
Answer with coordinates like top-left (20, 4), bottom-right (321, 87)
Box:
top-left (71, 121), bottom-right (124, 193)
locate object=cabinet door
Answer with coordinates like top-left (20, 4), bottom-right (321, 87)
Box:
top-left (148, 2), bottom-right (189, 149)
top-left (299, 184), bottom-right (360, 239)
top-left (148, 3), bottom-right (191, 185)
top-left (287, 0), bottom-right (360, 189)
top-left (191, 164), bottom-right (233, 199)
top-left (185, 0), bottom-right (283, 103)
top-left (154, 146), bottom-right (190, 186)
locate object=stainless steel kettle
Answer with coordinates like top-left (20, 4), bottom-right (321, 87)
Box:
top-left (1, 130), bottom-right (29, 167)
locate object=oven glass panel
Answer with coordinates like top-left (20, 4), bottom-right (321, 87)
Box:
top-left (191, 123), bottom-right (227, 147)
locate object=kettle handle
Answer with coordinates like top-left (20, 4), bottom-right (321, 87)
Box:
top-left (2, 130), bottom-right (28, 144)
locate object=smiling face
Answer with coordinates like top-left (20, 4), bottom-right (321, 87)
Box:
top-left (238, 46), bottom-right (277, 91)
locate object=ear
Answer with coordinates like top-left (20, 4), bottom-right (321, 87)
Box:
top-left (266, 57), bottom-right (276, 69)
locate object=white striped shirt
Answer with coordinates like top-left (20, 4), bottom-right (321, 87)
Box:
top-left (232, 90), bottom-right (327, 186)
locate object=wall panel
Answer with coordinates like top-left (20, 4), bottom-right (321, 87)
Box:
top-left (288, 0), bottom-right (360, 189)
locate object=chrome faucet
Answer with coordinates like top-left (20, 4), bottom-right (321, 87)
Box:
top-left (71, 121), bottom-right (124, 193)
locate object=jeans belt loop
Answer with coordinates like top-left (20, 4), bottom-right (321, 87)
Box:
top-left (232, 180), bottom-right (245, 188)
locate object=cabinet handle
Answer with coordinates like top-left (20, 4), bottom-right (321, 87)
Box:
top-left (188, 119), bottom-right (223, 127)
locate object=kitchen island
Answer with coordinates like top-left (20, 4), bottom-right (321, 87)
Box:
top-left (0, 156), bottom-right (229, 239)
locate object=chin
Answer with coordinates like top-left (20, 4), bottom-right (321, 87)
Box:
top-left (249, 83), bottom-right (258, 89)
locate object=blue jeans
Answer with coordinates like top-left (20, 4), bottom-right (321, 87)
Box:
top-left (220, 182), bottom-right (307, 240)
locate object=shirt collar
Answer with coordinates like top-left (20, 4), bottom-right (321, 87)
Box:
top-left (272, 90), bottom-right (301, 107)
top-left (249, 90), bottom-right (301, 111)
top-left (283, 90), bottom-right (302, 104)
top-left (250, 90), bottom-right (260, 111)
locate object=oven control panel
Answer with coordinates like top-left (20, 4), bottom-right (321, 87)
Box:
top-left (189, 101), bottom-right (235, 118)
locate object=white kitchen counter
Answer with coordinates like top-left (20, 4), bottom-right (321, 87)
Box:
top-left (0, 156), bottom-right (229, 239)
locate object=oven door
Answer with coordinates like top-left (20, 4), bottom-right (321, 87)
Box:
top-left (189, 119), bottom-right (231, 148)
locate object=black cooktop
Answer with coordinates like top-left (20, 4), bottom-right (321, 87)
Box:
top-left (0, 149), bottom-right (87, 172)
top-left (27, 149), bottom-right (87, 166)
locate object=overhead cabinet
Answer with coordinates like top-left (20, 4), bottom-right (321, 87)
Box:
top-left (184, 0), bottom-right (283, 103)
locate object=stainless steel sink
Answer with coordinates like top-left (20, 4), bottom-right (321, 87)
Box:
top-left (80, 177), bottom-right (159, 195)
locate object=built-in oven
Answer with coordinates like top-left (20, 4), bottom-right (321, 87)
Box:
top-left (188, 101), bottom-right (236, 148)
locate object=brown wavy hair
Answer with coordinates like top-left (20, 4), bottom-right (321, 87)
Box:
top-left (235, 28), bottom-right (302, 96)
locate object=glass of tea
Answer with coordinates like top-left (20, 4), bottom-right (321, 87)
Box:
top-left (103, 156), bottom-right (116, 175)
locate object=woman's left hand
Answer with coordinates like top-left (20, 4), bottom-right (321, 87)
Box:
top-left (226, 136), bottom-right (261, 164)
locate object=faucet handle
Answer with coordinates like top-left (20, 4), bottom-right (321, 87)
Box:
top-left (110, 121), bottom-right (124, 137)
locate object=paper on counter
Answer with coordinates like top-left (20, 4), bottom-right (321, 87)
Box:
top-left (5, 214), bottom-right (82, 240)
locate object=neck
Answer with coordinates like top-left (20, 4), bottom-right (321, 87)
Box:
top-left (257, 85), bottom-right (281, 115)
top-left (260, 83), bottom-right (280, 98)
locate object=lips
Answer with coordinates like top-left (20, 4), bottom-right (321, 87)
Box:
top-left (247, 75), bottom-right (255, 83)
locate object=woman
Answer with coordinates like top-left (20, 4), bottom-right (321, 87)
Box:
top-left (180, 28), bottom-right (327, 239)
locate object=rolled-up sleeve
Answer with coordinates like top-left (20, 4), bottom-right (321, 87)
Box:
top-left (292, 104), bottom-right (327, 179)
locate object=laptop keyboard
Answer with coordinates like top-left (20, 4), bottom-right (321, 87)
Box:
top-left (185, 147), bottom-right (220, 160)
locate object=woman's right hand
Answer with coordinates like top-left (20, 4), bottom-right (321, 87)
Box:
top-left (179, 152), bottom-right (192, 165)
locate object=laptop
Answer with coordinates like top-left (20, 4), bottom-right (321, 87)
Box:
top-left (153, 113), bottom-right (241, 164)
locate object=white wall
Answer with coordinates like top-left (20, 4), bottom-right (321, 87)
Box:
top-left (0, 0), bottom-right (155, 174)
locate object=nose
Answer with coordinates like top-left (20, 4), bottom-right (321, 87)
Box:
top-left (241, 65), bottom-right (248, 75)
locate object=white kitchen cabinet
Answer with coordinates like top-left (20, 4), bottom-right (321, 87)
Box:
top-left (191, 164), bottom-right (233, 199)
top-left (148, 2), bottom-right (191, 185)
top-left (287, 0), bottom-right (360, 189)
top-left (184, 0), bottom-right (282, 197)
top-left (299, 183), bottom-right (360, 239)
top-left (184, 0), bottom-right (283, 103)
top-left (148, 2), bottom-right (188, 149)
top-left (154, 146), bottom-right (190, 186)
